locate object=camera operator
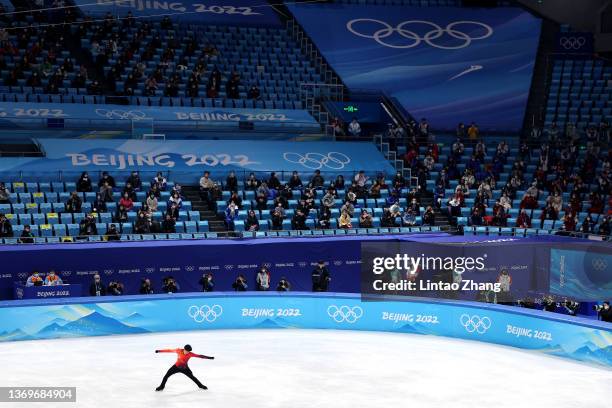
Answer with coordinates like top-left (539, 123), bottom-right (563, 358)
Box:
top-left (162, 276), bottom-right (179, 293)
top-left (139, 278), bottom-right (154, 294)
top-left (594, 301), bottom-right (612, 323)
top-left (107, 281), bottom-right (124, 296)
top-left (516, 297), bottom-right (536, 309)
top-left (199, 273), bottom-right (214, 292)
top-left (277, 277), bottom-right (291, 292)
top-left (560, 299), bottom-right (580, 316)
top-left (232, 274), bottom-right (248, 291)
top-left (541, 295), bottom-right (557, 312)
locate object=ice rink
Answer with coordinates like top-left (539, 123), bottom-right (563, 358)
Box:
top-left (0, 329), bottom-right (610, 408)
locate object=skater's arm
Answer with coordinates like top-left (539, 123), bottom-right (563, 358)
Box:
top-left (155, 348), bottom-right (179, 353)
top-left (195, 354), bottom-right (214, 359)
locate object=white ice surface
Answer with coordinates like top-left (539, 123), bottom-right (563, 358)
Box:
top-left (0, 329), bottom-right (610, 408)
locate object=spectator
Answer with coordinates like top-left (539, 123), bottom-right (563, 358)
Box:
top-left (0, 213), bottom-right (12, 238)
top-left (152, 172), bottom-right (167, 190)
top-left (598, 216), bottom-right (610, 236)
top-left (114, 204), bottom-right (128, 224)
top-left (255, 266), bottom-right (271, 291)
top-left (348, 118), bottom-right (361, 137)
top-left (99, 181), bottom-right (114, 203)
top-left (162, 213), bottom-right (176, 233)
top-left (168, 191), bottom-right (183, 209)
top-left (359, 209), bottom-right (373, 228)
top-left (225, 202), bottom-right (239, 231)
top-left (402, 208), bottom-right (417, 226)
top-left (288, 171), bottom-right (303, 189)
top-left (76, 171), bottom-right (92, 192)
top-left (147, 192), bottom-right (158, 212)
top-left (339, 211), bottom-right (352, 229)
top-left (123, 182), bottom-right (137, 201)
top-left (199, 171), bottom-right (215, 206)
top-left (467, 122), bottom-right (479, 142)
top-left (309, 170), bottom-right (324, 188)
top-left (44, 270), bottom-right (63, 286)
top-left (291, 209), bottom-right (308, 230)
top-left (232, 274), bottom-right (248, 291)
top-left (381, 208), bottom-right (397, 228)
top-left (597, 301), bottom-right (612, 323)
top-left (245, 173), bottom-right (260, 190)
top-left (92, 193), bottom-right (107, 213)
top-left (98, 171), bottom-right (116, 188)
top-left (119, 192), bottom-right (134, 211)
top-left (89, 274), bottom-right (107, 296)
top-left (107, 281), bottom-right (124, 296)
top-left (127, 171), bottom-right (142, 190)
top-left (276, 277), bottom-right (291, 292)
top-left (334, 175), bottom-right (345, 190)
top-left (65, 191), bottom-right (82, 213)
top-left (580, 214), bottom-right (594, 233)
top-left (341, 200), bottom-right (355, 217)
top-left (26, 271), bottom-right (44, 287)
top-left (247, 84), bottom-right (260, 99)
top-left (225, 171), bottom-right (238, 192)
top-left (199, 273), bottom-right (214, 292)
top-left (245, 209), bottom-right (259, 232)
top-left (516, 209), bottom-right (531, 228)
top-left (271, 206), bottom-right (284, 230)
top-left (19, 224), bottom-right (35, 243)
top-left (162, 276), bottom-right (179, 293)
top-left (139, 278), bottom-right (154, 294)
top-left (106, 224), bottom-right (121, 241)
top-left (79, 213), bottom-right (98, 237)
top-left (423, 206), bottom-right (435, 226)
top-left (312, 261), bottom-right (331, 292)
top-left (0, 182), bottom-right (10, 204)
top-left (135, 212), bottom-right (151, 234)
top-left (318, 206), bottom-right (332, 229)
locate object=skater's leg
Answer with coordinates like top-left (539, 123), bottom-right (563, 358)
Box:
top-left (181, 367), bottom-right (207, 389)
top-left (157, 365), bottom-right (180, 390)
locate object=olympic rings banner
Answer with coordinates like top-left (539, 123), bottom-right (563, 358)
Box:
top-left (287, 4), bottom-right (541, 131)
top-left (555, 33), bottom-right (594, 54)
top-left (73, 0), bottom-right (281, 26)
top-left (0, 293), bottom-right (610, 367)
top-left (0, 138), bottom-right (394, 178)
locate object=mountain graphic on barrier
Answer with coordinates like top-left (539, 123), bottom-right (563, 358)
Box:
top-left (0, 329), bottom-right (36, 341)
top-left (396, 323), bottom-right (426, 335)
top-left (252, 319), bottom-right (286, 329)
top-left (28, 311), bottom-right (149, 339)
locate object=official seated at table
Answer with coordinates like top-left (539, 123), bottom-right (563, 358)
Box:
top-left (26, 271), bottom-right (44, 287)
top-left (44, 270), bottom-right (63, 286)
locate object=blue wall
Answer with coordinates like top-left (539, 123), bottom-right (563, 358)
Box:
top-left (0, 293), bottom-right (610, 367)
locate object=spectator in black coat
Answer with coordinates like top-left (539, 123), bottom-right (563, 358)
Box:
top-left (162, 214), bottom-right (176, 233)
top-left (312, 261), bottom-right (331, 292)
top-left (597, 301), bottom-right (612, 323)
top-left (106, 224), bottom-right (121, 241)
top-left (89, 274), bottom-right (107, 296)
top-left (98, 171), bottom-right (116, 188)
top-left (107, 281), bottom-right (124, 296)
top-left (0, 213), bottom-right (13, 237)
top-left (139, 278), bottom-right (154, 294)
top-left (162, 276), bottom-right (179, 293)
top-left (19, 224), bottom-right (34, 243)
top-left (199, 273), bottom-right (214, 292)
top-left (232, 274), bottom-right (248, 291)
top-left (225, 171), bottom-right (238, 192)
top-left (76, 172), bottom-right (92, 192)
top-left (79, 213), bottom-right (98, 237)
top-left (127, 171), bottom-right (142, 190)
top-left (65, 191), bottom-right (82, 213)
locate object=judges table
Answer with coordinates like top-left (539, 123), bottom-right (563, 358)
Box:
top-left (13, 283), bottom-right (83, 300)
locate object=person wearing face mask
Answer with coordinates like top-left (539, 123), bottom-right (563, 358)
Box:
top-left (89, 274), bottom-right (107, 296)
top-left (135, 211), bottom-right (151, 234)
top-left (44, 270), bottom-right (63, 286)
top-left (76, 171), bottom-right (92, 192)
top-left (26, 271), bottom-right (44, 287)
top-left (255, 266), bottom-right (271, 291)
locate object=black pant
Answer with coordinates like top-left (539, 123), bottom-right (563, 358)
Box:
top-left (159, 365), bottom-right (205, 389)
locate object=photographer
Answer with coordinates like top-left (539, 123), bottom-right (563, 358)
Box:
top-left (139, 278), bottom-right (154, 294)
top-left (560, 299), bottom-right (580, 316)
top-left (199, 273), bottom-right (214, 292)
top-left (232, 274), bottom-right (248, 291)
top-left (595, 301), bottom-right (612, 323)
top-left (255, 266), bottom-right (271, 291)
top-left (107, 281), bottom-right (124, 296)
top-left (162, 276), bottom-right (179, 293)
top-left (541, 295), bottom-right (557, 312)
top-left (312, 260), bottom-right (331, 292)
top-left (277, 277), bottom-right (291, 292)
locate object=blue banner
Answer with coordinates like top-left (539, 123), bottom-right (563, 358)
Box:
top-left (75, 0), bottom-right (281, 26)
top-left (0, 102), bottom-right (318, 130)
top-left (0, 138), bottom-right (394, 176)
top-left (555, 33), bottom-right (594, 54)
top-left (288, 4), bottom-right (541, 131)
top-left (0, 293), bottom-right (610, 367)
top-left (550, 248), bottom-right (612, 301)
top-left (14, 283), bottom-right (83, 300)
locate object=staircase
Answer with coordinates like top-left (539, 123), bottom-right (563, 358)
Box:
top-left (181, 186), bottom-right (227, 233)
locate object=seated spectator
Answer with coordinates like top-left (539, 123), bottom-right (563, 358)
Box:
top-left (19, 224), bottom-right (35, 243)
top-left (271, 206), bottom-right (284, 230)
top-left (225, 202), bottom-right (239, 231)
top-left (381, 208), bottom-right (397, 228)
top-left (359, 209), bottom-right (373, 228)
top-left (26, 271), bottom-right (44, 287)
top-left (245, 173), bottom-right (260, 190)
top-left (199, 171), bottom-right (215, 205)
top-left (162, 214), bottom-right (176, 233)
top-left (114, 204), bottom-right (128, 224)
top-left (225, 171), bottom-right (238, 192)
top-left (147, 192), bottom-right (158, 212)
top-left (99, 181), bottom-right (114, 203)
top-left (0, 212), bottom-right (11, 238)
top-left (119, 192), bottom-right (134, 211)
top-left (309, 170), bottom-right (324, 189)
top-left (44, 270), bottom-right (63, 286)
top-left (588, 192), bottom-right (604, 214)
top-left (79, 213), bottom-right (98, 237)
top-left (255, 266), bottom-right (271, 291)
top-left (135, 211), bottom-right (151, 234)
top-left (516, 209), bottom-right (531, 228)
top-left (348, 118), bottom-right (361, 137)
top-left (540, 202), bottom-right (558, 227)
top-left (334, 175), bottom-right (345, 190)
top-left (140, 278), bottom-right (154, 294)
top-left (291, 209), bottom-right (308, 230)
top-left (0, 182), bottom-right (10, 204)
top-left (247, 84), bottom-right (260, 99)
top-left (520, 182), bottom-right (539, 209)
top-left (76, 171), bottom-right (92, 192)
top-left (152, 172), bottom-right (167, 190)
top-left (122, 182), bottom-right (137, 201)
top-left (287, 171), bottom-right (302, 189)
top-left (255, 192), bottom-right (267, 211)
top-left (148, 184), bottom-right (161, 199)
top-left (199, 273), bottom-right (214, 292)
top-left (228, 192), bottom-right (242, 210)
top-left (168, 191), bottom-right (183, 209)
top-left (340, 200), bottom-right (355, 217)
top-left (339, 211), bottom-right (352, 229)
top-left (423, 206), bottom-right (435, 226)
top-left (65, 191), bottom-right (82, 213)
top-left (89, 274), bottom-right (106, 296)
top-left (277, 277), bottom-right (291, 292)
top-left (598, 216), bottom-right (610, 236)
top-left (106, 224), bottom-right (121, 241)
top-left (232, 274), bottom-right (248, 291)
top-left (580, 214), bottom-right (595, 233)
top-left (245, 209), bottom-right (259, 232)
top-left (92, 193), bottom-right (107, 213)
top-left (402, 208), bottom-right (417, 226)
top-left (162, 276), bottom-right (179, 293)
top-left (127, 171), bottom-right (142, 190)
top-left (491, 207), bottom-right (507, 227)
top-left (470, 208), bottom-right (483, 226)
top-left (318, 206), bottom-right (332, 229)
top-left (447, 195), bottom-right (462, 217)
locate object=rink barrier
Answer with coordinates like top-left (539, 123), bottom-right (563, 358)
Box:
top-left (0, 293), bottom-right (610, 367)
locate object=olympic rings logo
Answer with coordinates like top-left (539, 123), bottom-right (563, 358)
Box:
top-left (346, 19), bottom-right (493, 49)
top-left (459, 314), bottom-right (491, 334)
top-left (592, 258), bottom-right (607, 272)
top-left (188, 304), bottom-right (223, 323)
top-left (327, 305), bottom-right (363, 323)
top-left (283, 152), bottom-right (351, 170)
top-left (559, 36), bottom-right (586, 50)
top-left (94, 109), bottom-right (150, 121)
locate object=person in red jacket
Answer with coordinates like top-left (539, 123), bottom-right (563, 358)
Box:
top-left (155, 344), bottom-right (214, 391)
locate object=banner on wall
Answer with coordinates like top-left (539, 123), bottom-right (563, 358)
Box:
top-left (550, 247), bottom-right (612, 301)
top-left (0, 293), bottom-right (610, 367)
top-left (287, 4), bottom-right (541, 130)
top-left (0, 138), bottom-right (395, 175)
top-left (74, 0), bottom-right (281, 26)
top-left (555, 33), bottom-right (594, 54)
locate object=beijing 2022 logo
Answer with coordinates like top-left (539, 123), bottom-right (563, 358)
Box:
top-left (347, 19), bottom-right (493, 49)
top-left (188, 305), bottom-right (223, 323)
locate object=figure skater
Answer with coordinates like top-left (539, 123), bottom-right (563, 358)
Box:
top-left (155, 344), bottom-right (214, 391)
